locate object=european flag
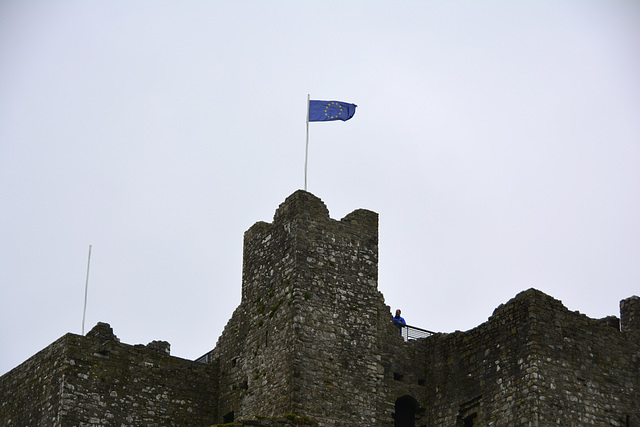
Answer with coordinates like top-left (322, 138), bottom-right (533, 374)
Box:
top-left (308, 100), bottom-right (357, 122)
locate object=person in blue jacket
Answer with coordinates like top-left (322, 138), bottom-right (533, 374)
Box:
top-left (393, 309), bottom-right (406, 330)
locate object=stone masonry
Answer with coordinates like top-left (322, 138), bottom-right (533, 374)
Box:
top-left (0, 322), bottom-right (218, 426)
top-left (422, 289), bottom-right (640, 426)
top-left (1, 190), bottom-right (638, 426)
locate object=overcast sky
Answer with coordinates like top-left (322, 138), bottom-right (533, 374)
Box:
top-left (1, 1), bottom-right (639, 375)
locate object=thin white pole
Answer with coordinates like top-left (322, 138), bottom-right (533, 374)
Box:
top-left (304, 94), bottom-right (310, 191)
top-left (82, 245), bottom-right (92, 335)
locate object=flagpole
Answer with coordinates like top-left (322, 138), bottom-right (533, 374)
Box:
top-left (304, 94), bottom-right (310, 192)
top-left (82, 244), bottom-right (92, 335)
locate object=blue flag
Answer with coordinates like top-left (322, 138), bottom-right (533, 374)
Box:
top-left (308, 100), bottom-right (357, 122)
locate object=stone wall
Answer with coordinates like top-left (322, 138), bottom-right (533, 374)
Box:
top-left (0, 322), bottom-right (218, 427)
top-left (533, 293), bottom-right (639, 426)
top-left (284, 196), bottom-right (382, 425)
top-left (422, 289), bottom-right (541, 425)
top-left (421, 289), bottom-right (640, 426)
top-left (0, 332), bottom-right (67, 425)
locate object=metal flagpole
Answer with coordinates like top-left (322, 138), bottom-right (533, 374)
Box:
top-left (304, 94), bottom-right (310, 191)
top-left (82, 244), bottom-right (92, 335)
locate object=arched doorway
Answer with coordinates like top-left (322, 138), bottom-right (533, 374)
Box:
top-left (394, 395), bottom-right (418, 427)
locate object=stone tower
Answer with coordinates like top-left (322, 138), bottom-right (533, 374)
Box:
top-left (211, 190), bottom-right (417, 425)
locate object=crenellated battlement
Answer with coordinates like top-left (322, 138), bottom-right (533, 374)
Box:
top-left (241, 190), bottom-right (378, 305)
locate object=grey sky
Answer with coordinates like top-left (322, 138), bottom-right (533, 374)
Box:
top-left (1, 1), bottom-right (639, 375)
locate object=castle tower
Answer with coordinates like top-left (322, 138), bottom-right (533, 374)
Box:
top-left (211, 191), bottom-right (414, 425)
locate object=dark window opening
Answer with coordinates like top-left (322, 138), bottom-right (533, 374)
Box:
top-left (457, 395), bottom-right (482, 427)
top-left (394, 372), bottom-right (404, 381)
top-left (223, 411), bottom-right (234, 423)
top-left (463, 413), bottom-right (477, 427)
top-left (417, 378), bottom-right (425, 386)
top-left (394, 395), bottom-right (418, 427)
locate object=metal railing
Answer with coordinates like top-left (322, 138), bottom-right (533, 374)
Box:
top-left (195, 351), bottom-right (214, 364)
top-left (397, 323), bottom-right (436, 341)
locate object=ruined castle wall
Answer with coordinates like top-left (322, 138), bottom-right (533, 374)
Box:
top-left (1, 323), bottom-right (218, 427)
top-left (422, 289), bottom-right (544, 426)
top-left (0, 334), bottom-right (67, 426)
top-left (532, 295), bottom-right (640, 426)
top-left (376, 329), bottom-right (431, 426)
top-left (211, 210), bottom-right (301, 420)
top-left (421, 289), bottom-right (640, 426)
